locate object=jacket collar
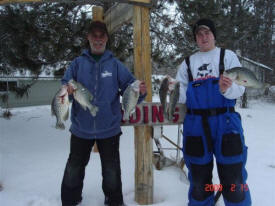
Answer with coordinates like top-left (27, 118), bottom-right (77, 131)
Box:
top-left (82, 49), bottom-right (113, 63)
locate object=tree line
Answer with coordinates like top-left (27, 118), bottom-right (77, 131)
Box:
top-left (0, 0), bottom-right (274, 82)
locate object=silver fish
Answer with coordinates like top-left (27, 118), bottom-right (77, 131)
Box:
top-left (168, 81), bottom-right (180, 121)
top-left (122, 80), bottom-right (140, 120)
top-left (223, 67), bottom-right (264, 89)
top-left (51, 86), bottom-right (70, 130)
top-left (159, 76), bottom-right (169, 118)
top-left (68, 79), bottom-right (98, 117)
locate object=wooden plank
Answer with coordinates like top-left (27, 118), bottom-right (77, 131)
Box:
top-left (104, 3), bottom-right (133, 34)
top-left (117, 0), bottom-right (154, 7)
top-left (129, 0), bottom-right (150, 3)
top-left (133, 5), bottom-right (153, 205)
top-left (92, 6), bottom-right (104, 22)
top-left (0, 0), bottom-right (153, 7)
top-left (121, 103), bottom-right (186, 126)
top-left (0, 0), bottom-right (41, 4)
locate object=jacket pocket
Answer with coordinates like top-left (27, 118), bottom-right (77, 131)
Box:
top-left (185, 136), bottom-right (204, 157)
top-left (221, 133), bottom-right (243, 156)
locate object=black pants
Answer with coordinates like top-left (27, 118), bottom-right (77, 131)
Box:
top-left (61, 133), bottom-right (123, 206)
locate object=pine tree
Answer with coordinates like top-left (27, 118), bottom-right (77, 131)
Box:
top-left (0, 3), bottom-right (93, 76)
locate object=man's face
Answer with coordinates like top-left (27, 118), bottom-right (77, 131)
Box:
top-left (195, 27), bottom-right (215, 52)
top-left (87, 29), bottom-right (108, 54)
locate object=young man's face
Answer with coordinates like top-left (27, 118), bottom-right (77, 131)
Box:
top-left (87, 29), bottom-right (108, 54)
top-left (195, 27), bottom-right (215, 52)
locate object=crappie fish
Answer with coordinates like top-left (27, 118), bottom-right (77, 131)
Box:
top-left (51, 86), bottom-right (70, 130)
top-left (68, 79), bottom-right (98, 117)
top-left (159, 75), bottom-right (180, 119)
top-left (168, 81), bottom-right (180, 120)
top-left (159, 76), bottom-right (169, 118)
top-left (223, 67), bottom-right (264, 89)
top-left (122, 80), bottom-right (140, 120)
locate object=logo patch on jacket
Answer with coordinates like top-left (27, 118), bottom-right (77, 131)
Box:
top-left (195, 63), bottom-right (215, 80)
top-left (101, 71), bottom-right (112, 78)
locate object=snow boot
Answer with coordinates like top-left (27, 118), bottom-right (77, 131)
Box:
top-left (104, 197), bottom-right (125, 206)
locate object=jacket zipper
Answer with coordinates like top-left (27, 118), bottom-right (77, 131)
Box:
top-left (93, 62), bottom-right (99, 138)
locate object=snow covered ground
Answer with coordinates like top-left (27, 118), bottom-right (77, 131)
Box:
top-left (0, 99), bottom-right (275, 206)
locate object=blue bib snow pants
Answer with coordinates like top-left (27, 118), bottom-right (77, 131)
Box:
top-left (183, 78), bottom-right (251, 206)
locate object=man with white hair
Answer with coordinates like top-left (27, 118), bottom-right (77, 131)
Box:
top-left (61, 21), bottom-right (147, 206)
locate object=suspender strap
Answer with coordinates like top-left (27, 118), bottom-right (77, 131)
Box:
top-left (201, 115), bottom-right (213, 153)
top-left (219, 48), bottom-right (225, 75)
top-left (187, 107), bottom-right (235, 153)
top-left (185, 56), bottom-right (193, 82)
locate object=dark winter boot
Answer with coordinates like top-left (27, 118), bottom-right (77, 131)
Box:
top-left (104, 196), bottom-right (125, 206)
top-left (62, 200), bottom-right (81, 206)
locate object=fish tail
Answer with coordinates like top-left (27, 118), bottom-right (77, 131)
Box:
top-left (123, 111), bottom-right (130, 121)
top-left (56, 121), bottom-right (65, 130)
top-left (89, 105), bottom-right (98, 117)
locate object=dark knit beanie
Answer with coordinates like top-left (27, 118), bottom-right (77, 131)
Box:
top-left (192, 18), bottom-right (216, 41)
top-left (87, 21), bottom-right (109, 38)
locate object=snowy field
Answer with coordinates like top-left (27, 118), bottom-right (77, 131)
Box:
top-left (0, 99), bottom-right (275, 206)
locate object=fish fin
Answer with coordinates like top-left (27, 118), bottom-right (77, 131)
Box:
top-left (89, 96), bottom-right (94, 101)
top-left (51, 98), bottom-right (55, 116)
top-left (56, 121), bottom-right (65, 130)
top-left (89, 105), bottom-right (98, 117)
top-left (80, 104), bottom-right (87, 111)
top-left (124, 112), bottom-right (130, 121)
top-left (130, 108), bottom-right (136, 115)
top-left (51, 107), bottom-right (55, 116)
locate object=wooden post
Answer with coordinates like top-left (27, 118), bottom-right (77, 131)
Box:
top-left (133, 4), bottom-right (153, 205)
top-left (129, 0), bottom-right (151, 3)
top-left (92, 6), bottom-right (104, 22)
